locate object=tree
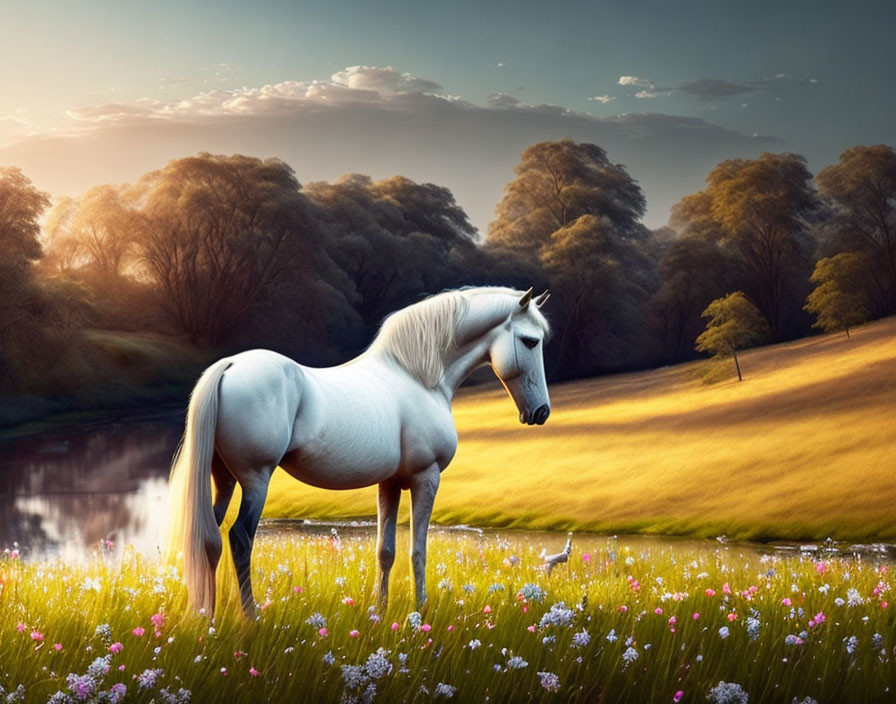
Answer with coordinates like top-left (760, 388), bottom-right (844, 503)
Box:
top-left (815, 145), bottom-right (896, 315)
top-left (695, 292), bottom-right (768, 381)
top-left (487, 139), bottom-right (646, 257)
top-left (676, 153), bottom-right (819, 341)
top-left (133, 154), bottom-right (340, 346)
top-left (805, 253), bottom-right (869, 338)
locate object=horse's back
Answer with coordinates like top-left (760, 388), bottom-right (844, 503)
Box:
top-left (214, 350), bottom-right (305, 471)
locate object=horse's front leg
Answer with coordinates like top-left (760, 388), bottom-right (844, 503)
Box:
top-left (376, 480), bottom-right (401, 606)
top-left (408, 464), bottom-right (441, 607)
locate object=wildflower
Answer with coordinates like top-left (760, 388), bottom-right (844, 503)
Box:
top-left (834, 597), bottom-right (845, 607)
top-left (365, 648), bottom-right (392, 679)
top-left (621, 647), bottom-right (639, 667)
top-left (66, 674), bottom-right (96, 701)
top-left (705, 588), bottom-right (716, 597)
top-left (540, 602), bottom-right (575, 629)
top-left (582, 553), bottom-right (592, 563)
top-left (518, 583), bottom-right (546, 603)
top-left (137, 668), bottom-right (162, 690)
top-left (654, 607), bottom-right (663, 615)
top-left (31, 629), bottom-right (44, 643)
top-left (109, 642), bottom-right (123, 654)
top-left (571, 630), bottom-right (591, 648)
top-left (48, 692), bottom-right (71, 704)
top-left (341, 664), bottom-right (366, 690)
top-left (745, 618), bottom-right (760, 641)
top-left (407, 611), bottom-right (423, 629)
top-left (606, 629), bottom-right (618, 643)
top-left (342, 596), bottom-right (355, 606)
top-left (707, 680), bottom-right (749, 704)
top-left (420, 623), bottom-right (432, 632)
top-left (151, 613), bottom-right (166, 630)
top-left (349, 630), bottom-right (360, 638)
top-left (433, 683), bottom-right (457, 698)
top-left (87, 656), bottom-right (111, 678)
top-left (807, 612), bottom-right (826, 628)
top-left (873, 633), bottom-right (884, 649)
top-left (367, 606), bottom-right (381, 623)
top-left (483, 604), bottom-right (492, 614)
top-left (781, 598), bottom-right (792, 607)
top-left (722, 582), bottom-right (731, 595)
top-left (2, 686), bottom-right (25, 704)
top-left (391, 622), bottom-right (400, 631)
top-left (463, 584), bottom-right (476, 594)
top-left (106, 683), bottom-right (128, 703)
top-left (618, 605), bottom-right (628, 613)
top-left (727, 612), bottom-right (738, 622)
top-left (94, 624), bottom-right (112, 641)
top-left (323, 651), bottom-right (336, 666)
top-left (220, 668), bottom-right (227, 676)
top-left (845, 635), bottom-right (858, 655)
top-left (692, 612), bottom-right (700, 620)
top-left (882, 601), bottom-right (889, 609)
top-left (537, 671), bottom-right (561, 692)
top-left (157, 687), bottom-right (190, 704)
top-left (318, 628), bottom-right (328, 637)
top-left (132, 627), bottom-right (145, 637)
top-left (467, 639), bottom-right (481, 650)
top-left (791, 699), bottom-right (819, 704)
top-left (305, 612), bottom-right (327, 629)
top-left (249, 667), bottom-right (260, 677)
top-left (487, 582), bottom-right (505, 594)
top-left (16, 623), bottom-right (25, 633)
top-left (542, 635), bottom-right (556, 646)
top-left (785, 634), bottom-right (804, 646)
top-left (293, 586), bottom-right (303, 594)
top-left (674, 691), bottom-right (684, 702)
top-left (718, 626), bottom-right (730, 639)
top-left (506, 655), bottom-right (528, 669)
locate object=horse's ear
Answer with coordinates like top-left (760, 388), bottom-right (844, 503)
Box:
top-left (534, 291), bottom-right (550, 308)
top-left (518, 287), bottom-right (534, 311)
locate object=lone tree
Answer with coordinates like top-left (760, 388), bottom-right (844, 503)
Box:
top-left (805, 252), bottom-right (869, 338)
top-left (695, 291), bottom-right (768, 381)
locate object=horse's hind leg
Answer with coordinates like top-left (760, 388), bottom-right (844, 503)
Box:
top-left (376, 480), bottom-right (401, 606)
top-left (211, 452), bottom-right (236, 527)
top-left (229, 467), bottom-right (273, 618)
top-left (408, 464), bottom-right (441, 607)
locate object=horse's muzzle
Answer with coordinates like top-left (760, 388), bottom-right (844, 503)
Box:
top-left (520, 404), bottom-right (551, 426)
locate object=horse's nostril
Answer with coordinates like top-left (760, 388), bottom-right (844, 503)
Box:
top-left (534, 404), bottom-right (550, 425)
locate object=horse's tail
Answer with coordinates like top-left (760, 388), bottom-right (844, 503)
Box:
top-left (165, 358), bottom-right (232, 615)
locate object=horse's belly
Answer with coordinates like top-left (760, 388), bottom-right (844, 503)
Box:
top-left (278, 444), bottom-right (400, 490)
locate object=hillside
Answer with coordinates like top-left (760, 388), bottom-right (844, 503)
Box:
top-left (262, 318), bottom-right (896, 542)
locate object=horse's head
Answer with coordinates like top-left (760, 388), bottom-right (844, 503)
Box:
top-left (489, 288), bottom-right (551, 425)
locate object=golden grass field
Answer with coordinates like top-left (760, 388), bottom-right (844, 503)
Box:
top-left (261, 318), bottom-right (896, 542)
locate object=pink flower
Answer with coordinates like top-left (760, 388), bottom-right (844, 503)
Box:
top-left (249, 667), bottom-right (260, 677)
top-left (618, 605), bottom-right (628, 613)
top-left (104, 540), bottom-right (114, 550)
top-left (109, 642), bottom-right (123, 654)
top-left (318, 628), bottom-right (328, 637)
top-left (420, 623), bottom-right (432, 632)
top-left (482, 605), bottom-right (492, 614)
top-left (349, 630), bottom-right (360, 638)
top-left (672, 592), bottom-right (683, 601)
top-left (234, 650), bottom-right (246, 660)
top-left (342, 597), bottom-right (355, 606)
top-left (54, 643), bottom-right (63, 651)
top-left (654, 607), bottom-right (663, 616)
top-left (118, 665), bottom-right (126, 672)
top-left (674, 691), bottom-right (684, 702)
top-left (782, 597), bottom-right (792, 607)
top-left (30, 630), bottom-right (44, 642)
top-left (727, 612), bottom-right (738, 622)
top-left (629, 581), bottom-right (641, 592)
top-left (815, 562), bottom-right (828, 576)
top-left (705, 588), bottom-right (716, 598)
top-left (722, 582), bottom-right (731, 595)
top-left (132, 627), bottom-right (145, 637)
top-left (220, 667), bottom-right (228, 676)
top-left (582, 553), bottom-right (592, 563)
top-left (16, 623), bottom-right (26, 633)
top-left (882, 601), bottom-right (889, 609)
top-left (692, 612), bottom-right (700, 621)
top-left (293, 586), bottom-right (303, 594)
top-left (391, 622), bottom-right (400, 631)
top-left (447, 625), bottom-right (454, 632)
top-left (527, 625), bottom-right (536, 632)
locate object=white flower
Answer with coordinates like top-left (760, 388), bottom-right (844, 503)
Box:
top-left (718, 626), bottom-right (730, 639)
top-left (537, 671), bottom-right (561, 692)
top-left (433, 683), bottom-right (457, 698)
top-left (466, 639), bottom-right (481, 650)
top-left (606, 629), bottom-right (618, 643)
top-left (707, 680), bottom-right (749, 704)
top-left (621, 647), bottom-right (639, 667)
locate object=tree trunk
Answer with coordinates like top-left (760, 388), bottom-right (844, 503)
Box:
top-left (732, 348), bottom-right (743, 381)
top-left (845, 327), bottom-right (850, 339)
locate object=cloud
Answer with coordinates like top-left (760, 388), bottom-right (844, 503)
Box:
top-left (588, 94), bottom-right (615, 104)
top-left (1, 66), bottom-right (778, 230)
top-left (618, 76), bottom-right (655, 88)
top-left (330, 65), bottom-right (441, 95)
top-left (678, 78), bottom-right (757, 101)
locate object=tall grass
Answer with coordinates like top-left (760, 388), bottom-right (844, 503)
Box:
top-left (2, 533), bottom-right (893, 702)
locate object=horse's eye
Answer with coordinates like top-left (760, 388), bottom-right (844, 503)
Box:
top-left (520, 336), bottom-right (539, 349)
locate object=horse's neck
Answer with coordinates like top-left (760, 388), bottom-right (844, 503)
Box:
top-left (438, 297), bottom-right (512, 399)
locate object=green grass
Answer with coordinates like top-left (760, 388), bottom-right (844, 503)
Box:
top-left (261, 317), bottom-right (896, 543)
top-left (2, 533), bottom-right (894, 703)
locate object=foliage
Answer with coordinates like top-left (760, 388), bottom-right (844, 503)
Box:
top-left (805, 253), bottom-right (869, 336)
top-left (1, 534), bottom-right (893, 703)
top-left (815, 145), bottom-right (896, 315)
top-left (695, 292), bottom-right (768, 359)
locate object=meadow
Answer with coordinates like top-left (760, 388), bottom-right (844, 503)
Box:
top-left (2, 531), bottom-right (893, 703)
top-left (263, 317), bottom-right (896, 543)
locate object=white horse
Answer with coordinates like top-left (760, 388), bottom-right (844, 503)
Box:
top-left (166, 286), bottom-right (551, 617)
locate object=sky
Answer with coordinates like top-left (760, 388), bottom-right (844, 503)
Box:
top-left (2, 0), bottom-right (894, 232)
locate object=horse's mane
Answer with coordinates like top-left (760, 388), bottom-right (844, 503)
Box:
top-left (370, 286), bottom-right (549, 388)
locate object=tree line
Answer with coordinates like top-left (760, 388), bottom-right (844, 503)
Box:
top-left (1, 141), bottom-right (894, 399)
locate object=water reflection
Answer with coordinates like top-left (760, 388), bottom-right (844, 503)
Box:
top-left (0, 408), bottom-right (184, 560)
